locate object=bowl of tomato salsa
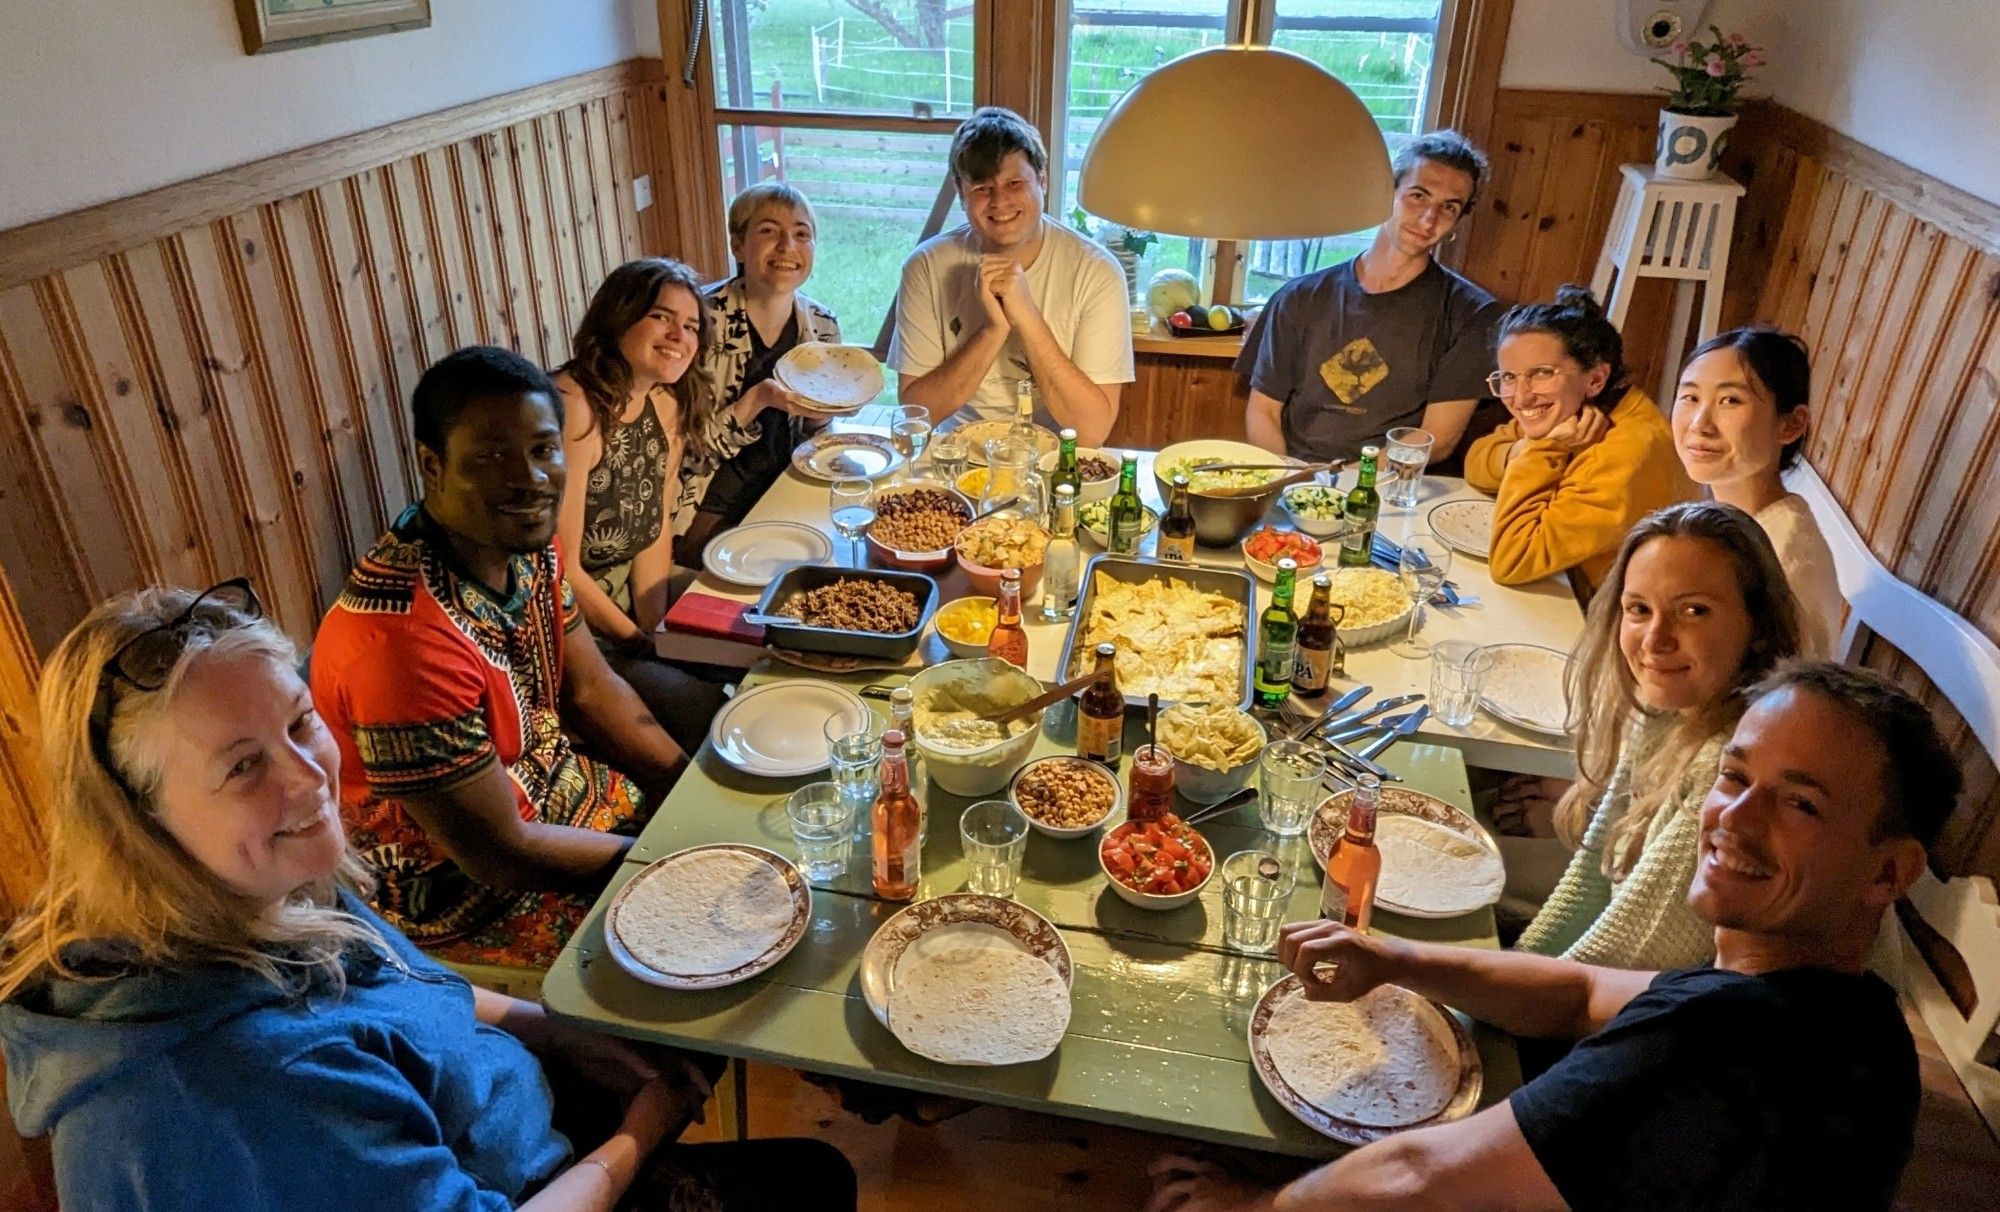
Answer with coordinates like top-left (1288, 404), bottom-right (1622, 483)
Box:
top-left (1098, 813), bottom-right (1215, 910)
top-left (1240, 526), bottom-right (1325, 582)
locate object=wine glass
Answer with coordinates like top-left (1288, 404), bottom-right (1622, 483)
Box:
top-left (1391, 534), bottom-right (1452, 659)
top-left (828, 477), bottom-right (876, 568)
top-left (892, 405), bottom-right (933, 469)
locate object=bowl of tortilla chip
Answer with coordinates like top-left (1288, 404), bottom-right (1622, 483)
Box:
top-left (1158, 702), bottom-right (1267, 805)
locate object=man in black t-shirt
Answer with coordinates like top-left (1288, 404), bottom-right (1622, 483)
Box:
top-left (1146, 662), bottom-right (1959, 1212)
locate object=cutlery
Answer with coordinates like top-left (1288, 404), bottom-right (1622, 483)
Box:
top-left (990, 673), bottom-right (1097, 726)
top-left (1195, 464), bottom-right (1330, 499)
top-left (969, 494), bottom-right (1026, 523)
top-left (1321, 692), bottom-right (1424, 737)
top-left (1374, 534), bottom-right (1464, 603)
top-left (1325, 739), bottom-right (1399, 782)
top-left (1287, 684), bottom-right (1371, 740)
top-left (1180, 786), bottom-right (1259, 827)
top-left (1325, 708), bottom-right (1423, 747)
top-left (1356, 704), bottom-right (1431, 761)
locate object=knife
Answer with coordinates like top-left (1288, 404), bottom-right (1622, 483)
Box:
top-left (1323, 739), bottom-right (1399, 783)
top-left (1288, 684), bottom-right (1371, 741)
top-left (1320, 692), bottom-right (1424, 737)
top-left (1325, 708), bottom-right (1422, 747)
top-left (1356, 703), bottom-right (1431, 761)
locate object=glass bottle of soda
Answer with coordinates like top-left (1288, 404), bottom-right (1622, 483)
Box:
top-left (1157, 473), bottom-right (1197, 563)
top-left (1077, 642), bottom-right (1124, 766)
top-left (987, 569), bottom-right (1029, 668)
top-left (872, 730), bottom-right (922, 901)
top-left (1319, 773), bottom-right (1381, 929)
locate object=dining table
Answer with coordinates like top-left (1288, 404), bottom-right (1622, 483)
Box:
top-left (539, 416), bottom-right (1586, 1159)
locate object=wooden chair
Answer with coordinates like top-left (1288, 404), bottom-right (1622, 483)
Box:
top-left (1789, 462), bottom-right (2000, 1139)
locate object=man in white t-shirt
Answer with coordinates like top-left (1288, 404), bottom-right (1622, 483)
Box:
top-left (888, 106), bottom-right (1134, 446)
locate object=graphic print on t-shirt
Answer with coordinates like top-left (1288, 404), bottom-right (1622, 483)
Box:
top-left (1319, 337), bottom-right (1389, 412)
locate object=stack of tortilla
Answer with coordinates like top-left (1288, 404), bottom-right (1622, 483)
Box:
top-left (775, 342), bottom-right (884, 412)
top-left (1264, 985), bottom-right (1460, 1128)
top-left (1373, 815), bottom-right (1506, 916)
top-left (886, 946), bottom-right (1071, 1066)
top-left (611, 848), bottom-right (797, 978)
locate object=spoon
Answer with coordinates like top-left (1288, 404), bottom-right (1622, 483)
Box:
top-left (1194, 460), bottom-right (1345, 500)
top-left (990, 673), bottom-right (1097, 726)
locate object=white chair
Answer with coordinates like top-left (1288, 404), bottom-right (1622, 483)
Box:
top-left (1788, 462), bottom-right (2000, 1136)
top-left (1590, 163), bottom-right (1746, 407)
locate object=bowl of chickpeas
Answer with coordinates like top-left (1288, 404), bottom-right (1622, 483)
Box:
top-left (1009, 756), bottom-right (1124, 838)
top-left (864, 484), bottom-right (974, 572)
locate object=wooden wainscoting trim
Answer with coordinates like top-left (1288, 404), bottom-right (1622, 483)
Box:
top-left (0, 59), bottom-right (664, 291)
top-left (1489, 88), bottom-right (1665, 127)
top-left (0, 574), bottom-right (45, 917)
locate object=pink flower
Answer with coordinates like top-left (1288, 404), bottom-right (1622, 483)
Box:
top-left (1672, 40), bottom-right (1690, 57)
top-left (1705, 54), bottom-right (1727, 77)
top-left (1742, 51), bottom-right (1765, 69)
top-left (1728, 31), bottom-right (1747, 46)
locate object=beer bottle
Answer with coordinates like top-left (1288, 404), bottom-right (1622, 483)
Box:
top-left (1339, 445), bottom-right (1381, 567)
top-left (1051, 427), bottom-right (1082, 504)
top-left (1319, 773), bottom-right (1382, 929)
top-left (871, 730), bottom-right (922, 901)
top-left (1106, 453), bottom-right (1145, 555)
top-left (1077, 642), bottom-right (1124, 766)
top-left (1292, 572), bottom-right (1337, 697)
top-left (1254, 557), bottom-right (1299, 709)
top-left (1157, 473), bottom-right (1197, 563)
top-left (987, 569), bottom-right (1029, 668)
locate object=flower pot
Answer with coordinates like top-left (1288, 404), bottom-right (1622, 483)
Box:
top-left (1655, 110), bottom-right (1737, 180)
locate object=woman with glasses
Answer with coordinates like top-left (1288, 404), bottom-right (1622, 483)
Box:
top-left (1463, 285), bottom-right (1697, 596)
top-left (0, 582), bottom-right (855, 1211)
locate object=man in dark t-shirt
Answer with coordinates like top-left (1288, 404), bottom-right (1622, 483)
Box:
top-left (1238, 130), bottom-right (1505, 464)
top-left (1146, 662), bottom-right (1959, 1212)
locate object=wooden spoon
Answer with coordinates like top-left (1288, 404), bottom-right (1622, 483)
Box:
top-left (990, 672), bottom-right (1097, 726)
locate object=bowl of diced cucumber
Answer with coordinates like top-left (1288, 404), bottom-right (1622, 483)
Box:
top-left (1278, 485), bottom-right (1350, 538)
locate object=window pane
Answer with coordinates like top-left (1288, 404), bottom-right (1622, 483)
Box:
top-left (718, 125), bottom-right (965, 347)
top-left (1062, 1), bottom-right (1232, 284)
top-left (1247, 1), bottom-right (1439, 300)
top-left (712, 0), bottom-right (975, 118)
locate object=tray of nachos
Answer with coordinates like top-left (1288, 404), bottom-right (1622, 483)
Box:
top-left (1059, 555), bottom-right (1255, 711)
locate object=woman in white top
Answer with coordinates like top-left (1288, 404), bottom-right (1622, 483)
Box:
top-left (1671, 327), bottom-right (1846, 656)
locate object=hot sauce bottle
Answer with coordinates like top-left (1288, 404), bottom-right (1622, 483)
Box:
top-left (871, 729), bottom-right (921, 901)
top-left (986, 569), bottom-right (1029, 668)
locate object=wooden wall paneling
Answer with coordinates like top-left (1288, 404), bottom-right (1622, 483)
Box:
top-left (479, 130), bottom-right (551, 366)
top-left (1803, 191), bottom-right (1894, 417)
top-left (413, 148), bottom-right (480, 352)
top-left (447, 139), bottom-right (517, 350)
top-left (0, 308), bottom-right (97, 653)
top-left (311, 180), bottom-right (419, 515)
top-left (1812, 200), bottom-right (1911, 475)
top-left (382, 158), bottom-right (452, 368)
top-left (350, 168), bottom-right (433, 446)
top-left (583, 97), bottom-right (635, 267)
top-left (1909, 328), bottom-right (2000, 613)
top-left (0, 576), bottom-right (45, 914)
top-left (650, 1), bottom-right (728, 276)
top-left (1463, 112), bottom-right (1550, 303)
top-left (557, 107), bottom-right (607, 302)
top-left (604, 89), bottom-right (651, 257)
top-left (505, 119), bottom-right (573, 365)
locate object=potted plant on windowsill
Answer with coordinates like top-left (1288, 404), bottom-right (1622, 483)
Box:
top-left (1652, 27), bottom-right (1764, 180)
top-left (1070, 207), bottom-right (1158, 303)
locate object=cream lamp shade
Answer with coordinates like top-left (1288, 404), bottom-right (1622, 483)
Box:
top-left (1078, 45), bottom-right (1395, 242)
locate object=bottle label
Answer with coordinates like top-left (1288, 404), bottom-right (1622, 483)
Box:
top-left (1320, 875), bottom-right (1356, 924)
top-left (1157, 532), bottom-right (1194, 563)
top-left (1258, 643), bottom-right (1296, 689)
top-left (1293, 644), bottom-right (1331, 692)
top-left (1078, 710), bottom-right (1123, 764)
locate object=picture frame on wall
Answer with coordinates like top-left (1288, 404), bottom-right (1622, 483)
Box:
top-left (235, 0), bottom-right (432, 55)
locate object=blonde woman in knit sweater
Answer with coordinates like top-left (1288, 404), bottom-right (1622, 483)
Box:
top-left (1464, 286), bottom-right (1697, 598)
top-left (1517, 501), bottom-right (1804, 969)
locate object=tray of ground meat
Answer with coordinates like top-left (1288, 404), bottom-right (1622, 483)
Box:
top-left (751, 566), bottom-right (941, 660)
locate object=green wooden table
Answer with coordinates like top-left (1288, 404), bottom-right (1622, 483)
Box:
top-left (542, 665), bottom-right (1521, 1157)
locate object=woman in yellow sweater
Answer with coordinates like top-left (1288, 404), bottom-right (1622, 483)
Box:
top-left (1464, 285), bottom-right (1696, 596)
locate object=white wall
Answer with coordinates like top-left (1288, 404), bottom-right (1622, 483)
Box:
top-left (1498, 0), bottom-right (1789, 93)
top-left (0, 0), bottom-right (660, 230)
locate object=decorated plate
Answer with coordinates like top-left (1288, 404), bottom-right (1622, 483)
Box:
top-left (604, 844), bottom-right (810, 990)
top-left (859, 893), bottom-right (1073, 1028)
top-left (1426, 499), bottom-right (1493, 560)
top-left (1479, 642), bottom-right (1572, 737)
top-left (1248, 976), bottom-right (1481, 1143)
top-left (773, 342), bottom-right (885, 411)
top-left (708, 680), bottom-right (870, 778)
top-left (958, 419), bottom-right (1059, 464)
top-left (1308, 786), bottom-right (1502, 919)
top-left (790, 432), bottom-right (906, 482)
top-left (702, 520), bottom-right (833, 588)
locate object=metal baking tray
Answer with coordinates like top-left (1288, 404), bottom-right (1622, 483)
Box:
top-left (753, 565), bottom-right (940, 660)
top-left (1057, 554), bottom-right (1256, 710)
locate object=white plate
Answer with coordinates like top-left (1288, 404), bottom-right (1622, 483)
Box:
top-left (1247, 976), bottom-right (1482, 1144)
top-left (790, 432), bottom-right (906, 482)
top-left (604, 844), bottom-right (810, 990)
top-left (860, 893), bottom-right (1072, 1029)
top-left (1308, 786), bottom-right (1502, 919)
top-left (958, 419), bottom-right (1059, 464)
top-left (773, 342), bottom-right (885, 410)
top-left (1478, 642), bottom-right (1572, 737)
top-left (708, 680), bottom-right (870, 778)
top-left (1426, 499), bottom-right (1493, 560)
top-left (702, 521), bottom-right (832, 587)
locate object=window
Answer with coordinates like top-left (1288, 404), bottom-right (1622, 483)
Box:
top-left (710, 0), bottom-right (976, 118)
top-left (1058, 0), bottom-right (1445, 303)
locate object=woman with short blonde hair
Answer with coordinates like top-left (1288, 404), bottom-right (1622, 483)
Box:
top-left (0, 582), bottom-right (852, 1211)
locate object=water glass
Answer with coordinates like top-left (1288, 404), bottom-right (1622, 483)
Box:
top-left (1383, 426), bottom-right (1435, 509)
top-left (1429, 640), bottom-right (1496, 727)
top-left (1221, 850), bottom-right (1298, 952)
top-left (960, 800), bottom-right (1030, 898)
top-left (1392, 534), bottom-right (1453, 660)
top-left (1258, 740), bottom-right (1327, 837)
top-left (823, 713), bottom-right (883, 827)
top-left (892, 405), bottom-right (933, 467)
top-left (929, 431), bottom-right (969, 486)
top-left (828, 477), bottom-right (876, 568)
top-left (786, 782), bottom-right (856, 881)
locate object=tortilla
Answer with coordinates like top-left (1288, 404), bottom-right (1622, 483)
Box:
top-left (887, 946), bottom-right (1071, 1065)
top-left (776, 342), bottom-right (883, 409)
top-left (612, 850), bottom-right (796, 976)
top-left (1374, 815), bottom-right (1506, 916)
top-left (1265, 985), bottom-right (1458, 1128)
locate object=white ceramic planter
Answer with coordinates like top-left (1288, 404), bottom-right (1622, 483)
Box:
top-left (1655, 109), bottom-right (1737, 180)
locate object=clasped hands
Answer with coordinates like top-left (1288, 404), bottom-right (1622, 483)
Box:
top-left (977, 253), bottom-right (1038, 334)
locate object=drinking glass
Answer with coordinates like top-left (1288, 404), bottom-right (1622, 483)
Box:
top-left (1392, 534), bottom-right (1453, 659)
top-left (960, 800), bottom-right (1030, 897)
top-left (1221, 849), bottom-right (1298, 952)
top-left (1428, 640), bottom-right (1496, 728)
top-left (786, 782), bottom-right (856, 881)
top-left (892, 405), bottom-right (933, 468)
top-left (828, 477), bottom-right (876, 568)
top-left (823, 712), bottom-right (884, 829)
top-left (1258, 740), bottom-right (1327, 837)
top-left (929, 430), bottom-right (969, 487)
top-left (1383, 427), bottom-right (1435, 508)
